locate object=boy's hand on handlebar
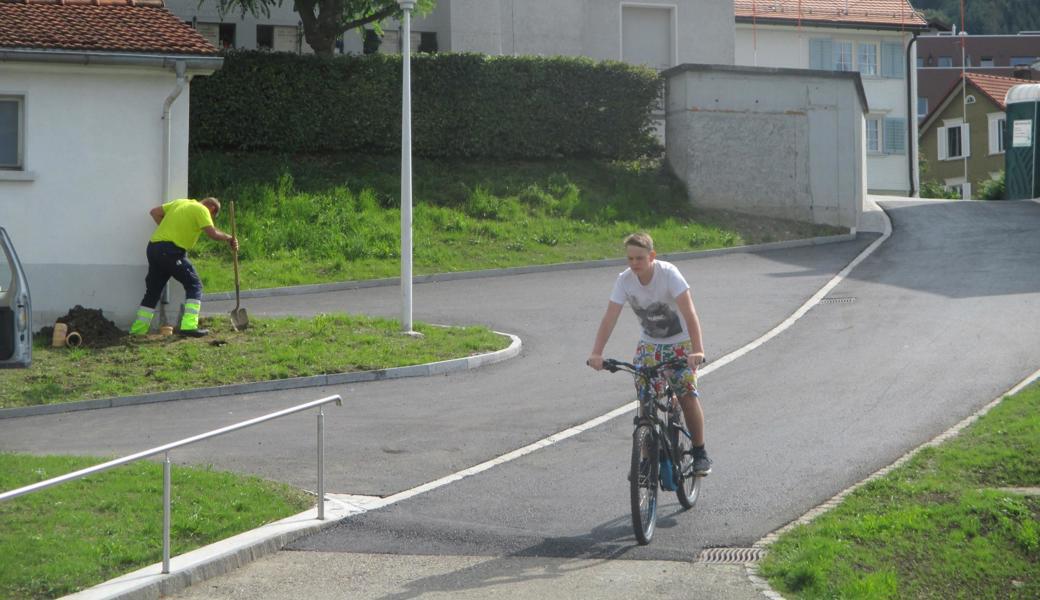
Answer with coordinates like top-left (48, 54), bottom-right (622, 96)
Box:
top-left (587, 355), bottom-right (604, 371)
top-left (688, 352), bottom-right (705, 373)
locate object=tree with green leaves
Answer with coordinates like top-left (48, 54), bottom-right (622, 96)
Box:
top-left (214, 0), bottom-right (436, 57)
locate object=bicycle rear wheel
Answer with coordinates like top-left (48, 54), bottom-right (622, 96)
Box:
top-left (630, 424), bottom-right (658, 545)
top-left (671, 408), bottom-right (702, 509)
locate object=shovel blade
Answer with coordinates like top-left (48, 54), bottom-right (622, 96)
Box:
top-left (230, 308), bottom-right (249, 331)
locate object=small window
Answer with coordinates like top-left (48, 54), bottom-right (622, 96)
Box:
top-left (916, 56), bottom-right (925, 68)
top-left (1010, 56), bottom-right (1036, 66)
top-left (939, 122), bottom-right (969, 160)
top-left (938, 56), bottom-right (953, 67)
top-left (917, 97), bottom-right (929, 121)
top-left (866, 118), bottom-right (881, 154)
top-left (219, 23), bottom-right (236, 49)
top-left (257, 25), bottom-right (274, 50)
top-left (988, 113), bottom-right (1007, 155)
top-left (884, 118), bottom-right (907, 154)
top-left (858, 43), bottom-right (878, 76)
top-left (833, 41), bottom-right (854, 71)
top-left (980, 56), bottom-right (994, 68)
top-left (419, 32), bottom-right (438, 53)
top-left (0, 96), bottom-right (24, 171)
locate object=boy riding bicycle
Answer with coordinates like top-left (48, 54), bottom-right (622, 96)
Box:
top-left (587, 233), bottom-right (712, 475)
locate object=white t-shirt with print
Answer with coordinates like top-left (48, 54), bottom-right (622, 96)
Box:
top-left (609, 259), bottom-right (691, 345)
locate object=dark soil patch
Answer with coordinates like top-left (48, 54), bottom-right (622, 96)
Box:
top-left (39, 306), bottom-right (127, 349)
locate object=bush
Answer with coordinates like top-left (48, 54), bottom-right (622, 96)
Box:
top-left (190, 51), bottom-right (662, 160)
top-left (920, 180), bottom-right (962, 199)
top-left (978, 171), bottom-right (1006, 201)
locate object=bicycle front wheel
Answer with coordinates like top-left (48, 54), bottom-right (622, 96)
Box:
top-left (630, 424), bottom-right (658, 545)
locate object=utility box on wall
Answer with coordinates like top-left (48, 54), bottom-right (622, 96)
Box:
top-left (663, 64), bottom-right (867, 230)
top-left (1005, 84), bottom-right (1040, 200)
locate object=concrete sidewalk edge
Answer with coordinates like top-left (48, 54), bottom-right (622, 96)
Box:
top-left (201, 234), bottom-right (857, 302)
top-left (60, 499), bottom-right (365, 600)
top-left (1, 332), bottom-right (521, 420)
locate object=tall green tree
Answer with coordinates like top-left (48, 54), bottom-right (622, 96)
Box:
top-left (214, 0), bottom-right (436, 57)
top-left (913, 0), bottom-right (1040, 34)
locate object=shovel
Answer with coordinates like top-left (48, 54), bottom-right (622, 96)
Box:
top-left (229, 200), bottom-right (249, 331)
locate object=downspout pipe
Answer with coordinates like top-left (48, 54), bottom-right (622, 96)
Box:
top-left (160, 60), bottom-right (188, 309)
top-left (161, 60), bottom-right (188, 205)
top-left (906, 32), bottom-right (919, 196)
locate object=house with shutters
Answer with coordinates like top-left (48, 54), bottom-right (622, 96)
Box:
top-left (733, 0), bottom-right (928, 196)
top-left (0, 0), bottom-right (221, 329)
top-left (919, 72), bottom-right (1025, 199)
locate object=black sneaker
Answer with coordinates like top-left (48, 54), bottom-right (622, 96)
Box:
top-left (693, 453), bottom-right (713, 476)
top-left (178, 328), bottom-right (209, 338)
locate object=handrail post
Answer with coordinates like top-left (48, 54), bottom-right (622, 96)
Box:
top-left (317, 406), bottom-right (325, 520)
top-left (162, 452), bottom-right (171, 574)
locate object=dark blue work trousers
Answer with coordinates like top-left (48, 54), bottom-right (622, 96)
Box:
top-left (141, 241), bottom-right (203, 308)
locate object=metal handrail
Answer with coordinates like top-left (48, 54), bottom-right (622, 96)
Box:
top-left (0, 394), bottom-right (342, 574)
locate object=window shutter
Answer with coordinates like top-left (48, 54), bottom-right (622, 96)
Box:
top-left (988, 118), bottom-right (999, 154)
top-left (810, 38), bottom-right (832, 70)
top-left (884, 118), bottom-right (906, 154)
top-left (881, 42), bottom-right (904, 78)
top-left (962, 123), bottom-right (971, 158)
top-left (938, 126), bottom-right (948, 160)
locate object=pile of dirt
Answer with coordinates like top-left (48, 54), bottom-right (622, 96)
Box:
top-left (40, 305), bottom-right (127, 349)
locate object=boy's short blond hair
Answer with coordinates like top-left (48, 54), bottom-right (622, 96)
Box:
top-left (624, 232), bottom-right (654, 252)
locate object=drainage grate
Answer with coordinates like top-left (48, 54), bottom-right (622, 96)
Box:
top-left (697, 547), bottom-right (767, 564)
top-left (819, 296), bottom-right (856, 304)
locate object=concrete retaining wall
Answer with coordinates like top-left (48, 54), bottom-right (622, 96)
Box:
top-left (663, 64), bottom-right (867, 229)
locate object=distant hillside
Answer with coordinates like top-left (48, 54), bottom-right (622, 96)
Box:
top-left (913, 0), bottom-right (1040, 34)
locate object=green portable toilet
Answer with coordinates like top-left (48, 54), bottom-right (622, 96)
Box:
top-left (1005, 84), bottom-right (1040, 200)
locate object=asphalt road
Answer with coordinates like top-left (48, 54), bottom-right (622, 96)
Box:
top-left (3, 200), bottom-right (1040, 594)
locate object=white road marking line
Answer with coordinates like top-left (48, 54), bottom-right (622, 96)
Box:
top-left (344, 217), bottom-right (894, 512)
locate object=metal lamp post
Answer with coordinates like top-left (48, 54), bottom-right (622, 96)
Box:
top-left (398, 0), bottom-right (416, 333)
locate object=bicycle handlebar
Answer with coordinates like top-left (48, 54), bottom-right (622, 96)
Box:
top-left (590, 357), bottom-right (704, 376)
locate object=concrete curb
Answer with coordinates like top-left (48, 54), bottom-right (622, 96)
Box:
top-left (60, 497), bottom-right (371, 600)
top-left (1, 332), bottom-right (521, 420)
top-left (201, 234), bottom-right (857, 302)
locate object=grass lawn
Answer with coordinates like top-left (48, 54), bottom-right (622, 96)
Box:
top-left (0, 453), bottom-right (311, 599)
top-left (759, 382), bottom-right (1040, 599)
top-left (188, 152), bottom-right (845, 292)
top-left (0, 314), bottom-right (506, 409)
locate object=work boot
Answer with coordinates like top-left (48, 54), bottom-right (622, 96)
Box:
top-left (178, 299), bottom-right (205, 337)
top-left (129, 306), bottom-right (155, 336)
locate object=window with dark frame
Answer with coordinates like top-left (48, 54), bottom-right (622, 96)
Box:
top-left (219, 23), bottom-right (236, 49)
top-left (257, 25), bottom-right (274, 50)
top-left (0, 96), bottom-right (23, 170)
top-left (947, 126), bottom-right (963, 159)
top-left (419, 31), bottom-right (438, 53)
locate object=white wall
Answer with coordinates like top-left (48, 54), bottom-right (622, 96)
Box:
top-left (165, 0), bottom-right (736, 67)
top-left (0, 61), bottom-right (193, 329)
top-left (666, 65), bottom-right (866, 229)
top-left (735, 24), bottom-right (915, 194)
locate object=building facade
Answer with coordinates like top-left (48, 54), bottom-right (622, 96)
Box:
top-left (919, 72), bottom-right (1023, 199)
top-left (733, 0), bottom-right (927, 196)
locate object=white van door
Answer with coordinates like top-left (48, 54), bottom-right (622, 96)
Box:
top-left (0, 226), bottom-right (31, 368)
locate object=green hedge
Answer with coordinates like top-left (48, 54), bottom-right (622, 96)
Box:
top-left (190, 51), bottom-right (662, 159)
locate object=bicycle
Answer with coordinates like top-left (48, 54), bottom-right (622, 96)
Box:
top-left (599, 357), bottom-right (703, 545)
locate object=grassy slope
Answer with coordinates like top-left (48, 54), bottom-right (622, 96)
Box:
top-left (188, 152), bottom-right (845, 292)
top-left (0, 453), bottom-right (311, 599)
top-left (760, 382), bottom-right (1040, 599)
top-left (2, 315), bottom-right (505, 409)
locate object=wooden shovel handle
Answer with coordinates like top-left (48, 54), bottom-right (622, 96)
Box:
top-left (230, 200), bottom-right (240, 311)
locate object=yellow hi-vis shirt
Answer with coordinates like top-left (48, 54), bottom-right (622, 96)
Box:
top-left (149, 199), bottom-right (214, 251)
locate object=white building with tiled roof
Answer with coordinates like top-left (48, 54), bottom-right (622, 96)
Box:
top-left (0, 0), bottom-right (222, 329)
top-left (733, 0), bottom-right (928, 196)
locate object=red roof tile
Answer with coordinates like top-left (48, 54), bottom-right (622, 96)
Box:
top-left (735, 0), bottom-right (927, 29)
top-left (964, 72), bottom-right (1030, 109)
top-left (0, 0), bottom-right (218, 56)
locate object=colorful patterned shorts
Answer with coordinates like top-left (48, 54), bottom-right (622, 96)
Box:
top-left (634, 340), bottom-right (699, 399)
